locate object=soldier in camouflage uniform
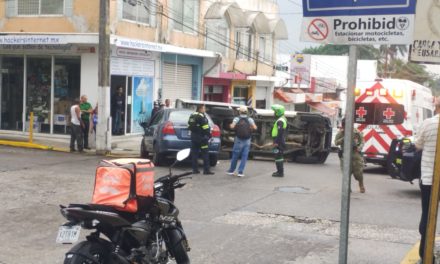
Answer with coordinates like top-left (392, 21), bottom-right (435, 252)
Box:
top-left (334, 118), bottom-right (365, 193)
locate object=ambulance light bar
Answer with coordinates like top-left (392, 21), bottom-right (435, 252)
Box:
top-left (393, 88), bottom-right (403, 98)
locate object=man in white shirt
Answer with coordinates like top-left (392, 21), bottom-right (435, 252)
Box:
top-left (415, 96), bottom-right (440, 263)
top-left (70, 99), bottom-right (84, 153)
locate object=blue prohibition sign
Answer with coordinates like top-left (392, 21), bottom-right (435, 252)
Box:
top-left (302, 0), bottom-right (416, 17)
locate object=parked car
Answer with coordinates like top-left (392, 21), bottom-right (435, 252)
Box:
top-left (140, 108), bottom-right (221, 166)
top-left (175, 99), bottom-right (333, 164)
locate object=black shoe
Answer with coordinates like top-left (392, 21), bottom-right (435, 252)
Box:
top-left (203, 171), bottom-right (215, 175)
top-left (192, 170), bottom-right (200, 174)
top-left (272, 172), bottom-right (284, 177)
top-left (78, 149), bottom-right (85, 153)
top-left (84, 147), bottom-right (91, 150)
top-left (70, 149), bottom-right (76, 152)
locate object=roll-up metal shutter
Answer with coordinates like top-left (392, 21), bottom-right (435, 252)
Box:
top-left (162, 63), bottom-right (193, 105)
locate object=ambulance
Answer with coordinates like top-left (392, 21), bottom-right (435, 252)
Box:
top-left (354, 78), bottom-right (434, 167)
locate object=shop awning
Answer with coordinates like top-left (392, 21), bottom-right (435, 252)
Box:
top-left (204, 2), bottom-right (247, 27)
top-left (274, 89), bottom-right (292, 103)
top-left (290, 88), bottom-right (304, 93)
top-left (307, 102), bottom-right (336, 116)
top-left (269, 19), bottom-right (288, 40)
top-left (244, 12), bottom-right (271, 34)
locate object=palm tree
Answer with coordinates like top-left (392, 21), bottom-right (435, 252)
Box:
top-left (379, 45), bottom-right (408, 78)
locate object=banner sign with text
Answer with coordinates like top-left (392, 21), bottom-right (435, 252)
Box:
top-left (301, 0), bottom-right (417, 45)
top-left (410, 1), bottom-right (440, 63)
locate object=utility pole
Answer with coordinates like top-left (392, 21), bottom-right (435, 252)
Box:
top-left (96, 0), bottom-right (111, 155)
top-left (338, 45), bottom-right (358, 264)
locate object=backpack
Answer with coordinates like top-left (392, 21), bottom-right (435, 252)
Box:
top-left (235, 117), bottom-right (252, 139)
top-left (92, 158), bottom-right (155, 213)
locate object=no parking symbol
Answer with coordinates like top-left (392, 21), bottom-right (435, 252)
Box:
top-left (307, 19), bottom-right (329, 41)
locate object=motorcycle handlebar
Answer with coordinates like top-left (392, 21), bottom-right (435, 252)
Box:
top-left (155, 171), bottom-right (192, 184)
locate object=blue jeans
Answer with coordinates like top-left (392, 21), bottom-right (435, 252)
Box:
top-left (113, 110), bottom-right (122, 134)
top-left (228, 138), bottom-right (251, 174)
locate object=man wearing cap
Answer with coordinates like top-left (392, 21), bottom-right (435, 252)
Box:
top-left (334, 118), bottom-right (365, 193)
top-left (227, 106), bottom-right (257, 177)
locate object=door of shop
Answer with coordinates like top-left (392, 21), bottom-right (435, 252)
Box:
top-left (110, 75), bottom-right (132, 135)
top-left (0, 57), bottom-right (24, 131)
top-left (256, 86), bottom-right (267, 109)
top-left (162, 63), bottom-right (192, 106)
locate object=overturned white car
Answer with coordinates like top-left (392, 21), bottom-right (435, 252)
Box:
top-left (176, 99), bottom-right (333, 164)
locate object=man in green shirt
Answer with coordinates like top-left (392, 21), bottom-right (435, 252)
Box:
top-left (79, 95), bottom-right (93, 150)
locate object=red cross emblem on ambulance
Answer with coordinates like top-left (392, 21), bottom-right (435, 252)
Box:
top-left (356, 107), bottom-right (367, 119)
top-left (383, 107), bottom-right (395, 120)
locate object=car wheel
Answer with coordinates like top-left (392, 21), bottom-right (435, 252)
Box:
top-left (140, 139), bottom-right (149, 158)
top-left (209, 154), bottom-right (218, 167)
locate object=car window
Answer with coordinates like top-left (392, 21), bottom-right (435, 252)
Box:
top-left (169, 111), bottom-right (192, 122)
top-left (150, 111), bottom-right (164, 126)
top-left (168, 110), bottom-right (214, 126)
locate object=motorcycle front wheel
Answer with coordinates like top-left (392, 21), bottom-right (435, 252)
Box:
top-left (63, 241), bottom-right (110, 264)
top-left (165, 229), bottom-right (190, 264)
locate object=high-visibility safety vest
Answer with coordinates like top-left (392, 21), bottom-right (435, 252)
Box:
top-left (271, 116), bottom-right (287, 138)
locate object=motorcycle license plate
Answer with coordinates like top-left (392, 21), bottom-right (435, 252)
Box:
top-left (56, 225), bottom-right (81, 244)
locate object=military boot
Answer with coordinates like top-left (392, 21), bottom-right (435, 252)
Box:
top-left (359, 180), bottom-right (365, 193)
top-left (272, 162), bottom-right (284, 177)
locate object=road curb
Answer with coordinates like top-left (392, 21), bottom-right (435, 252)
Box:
top-left (0, 139), bottom-right (140, 158)
top-left (401, 241), bottom-right (420, 264)
top-left (401, 238), bottom-right (440, 264)
top-left (0, 140), bottom-right (70, 153)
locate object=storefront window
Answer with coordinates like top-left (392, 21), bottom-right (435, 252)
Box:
top-left (26, 57), bottom-right (51, 133)
top-left (0, 56), bottom-right (24, 131)
top-left (232, 86), bottom-right (249, 105)
top-left (53, 58), bottom-right (80, 134)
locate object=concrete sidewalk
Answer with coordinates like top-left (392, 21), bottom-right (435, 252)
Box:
top-left (0, 130), bottom-right (141, 157)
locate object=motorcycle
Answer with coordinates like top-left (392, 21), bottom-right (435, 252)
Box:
top-left (56, 149), bottom-right (192, 264)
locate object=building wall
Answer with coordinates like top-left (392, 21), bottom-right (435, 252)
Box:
top-left (81, 52), bottom-right (99, 106)
top-left (0, 0), bottom-right (99, 33)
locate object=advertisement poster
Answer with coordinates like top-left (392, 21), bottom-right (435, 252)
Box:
top-left (410, 0), bottom-right (440, 63)
top-left (132, 76), bottom-right (153, 133)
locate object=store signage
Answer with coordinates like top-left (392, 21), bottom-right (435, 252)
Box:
top-left (410, 1), bottom-right (440, 63)
top-left (0, 44), bottom-right (80, 53)
top-left (113, 38), bottom-right (164, 52)
top-left (115, 47), bottom-right (154, 60)
top-left (110, 57), bottom-right (155, 77)
top-left (0, 35), bottom-right (65, 45)
top-left (291, 54), bottom-right (310, 85)
top-left (301, 0), bottom-right (416, 45)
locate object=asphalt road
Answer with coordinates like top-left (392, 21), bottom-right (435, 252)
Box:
top-left (0, 146), bottom-right (427, 263)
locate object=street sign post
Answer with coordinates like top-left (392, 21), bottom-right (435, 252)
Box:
top-left (301, 0), bottom-right (417, 45)
top-left (300, 1), bottom-right (418, 263)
